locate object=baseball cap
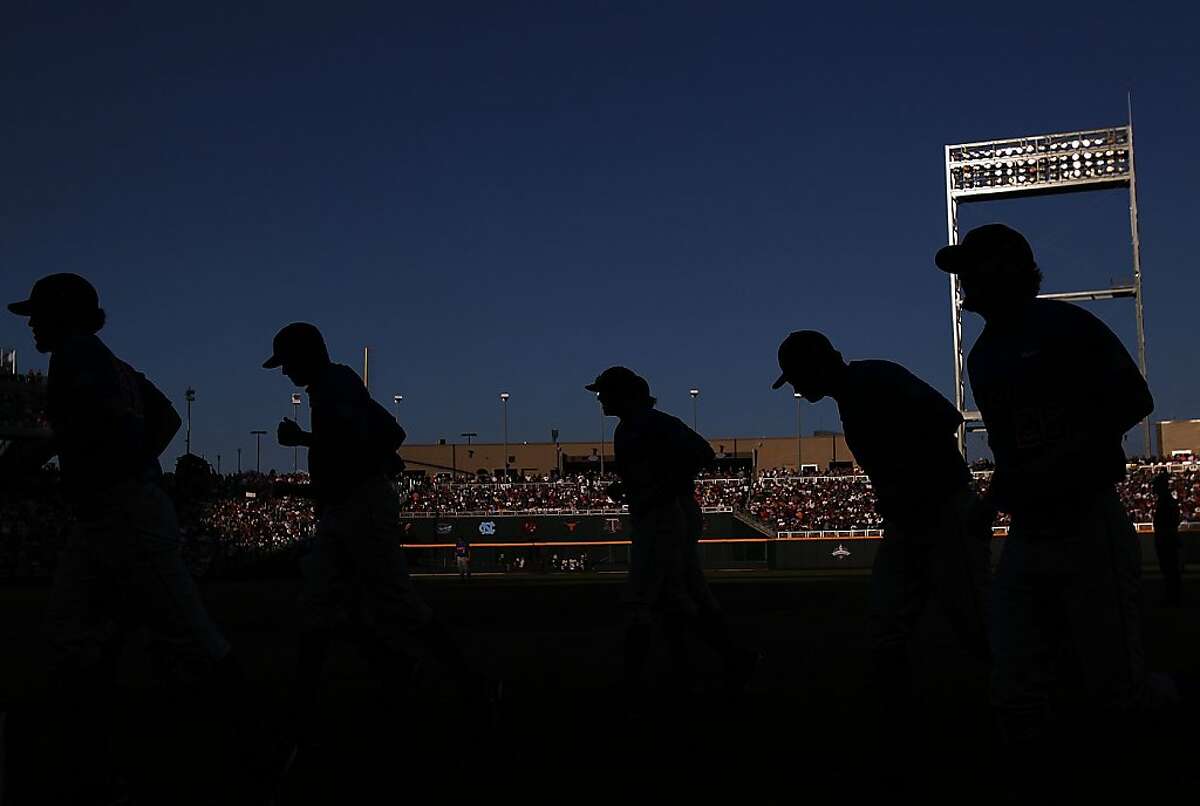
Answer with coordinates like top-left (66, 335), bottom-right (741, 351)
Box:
top-left (8, 273), bottom-right (100, 318)
top-left (263, 322), bottom-right (328, 369)
top-left (772, 330), bottom-right (836, 390)
top-left (935, 223), bottom-right (1035, 275)
top-left (585, 366), bottom-right (651, 399)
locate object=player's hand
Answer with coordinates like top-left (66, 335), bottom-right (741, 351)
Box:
top-left (277, 417), bottom-right (305, 447)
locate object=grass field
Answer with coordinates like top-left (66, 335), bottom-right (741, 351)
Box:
top-left (1, 570), bottom-right (1197, 804)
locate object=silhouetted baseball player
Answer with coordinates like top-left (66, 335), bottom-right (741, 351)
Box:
top-left (772, 331), bottom-right (991, 720)
top-left (936, 223), bottom-right (1165, 773)
top-left (4, 274), bottom-right (238, 801)
top-left (1153, 473), bottom-right (1182, 606)
top-left (586, 366), bottom-right (754, 712)
top-left (262, 323), bottom-right (497, 733)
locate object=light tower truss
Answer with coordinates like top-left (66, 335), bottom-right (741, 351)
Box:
top-left (943, 123), bottom-right (1148, 456)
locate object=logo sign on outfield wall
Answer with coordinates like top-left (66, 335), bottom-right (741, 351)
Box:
top-left (479, 521), bottom-right (496, 536)
top-left (832, 544), bottom-right (851, 559)
top-left (436, 523), bottom-right (453, 536)
top-left (605, 518), bottom-right (622, 534)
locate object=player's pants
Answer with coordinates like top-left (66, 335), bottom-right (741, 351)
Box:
top-left (991, 488), bottom-right (1148, 745)
top-left (868, 487), bottom-right (992, 667)
top-left (45, 480), bottom-right (230, 682)
top-left (456, 557), bottom-right (470, 576)
top-left (623, 498), bottom-right (707, 624)
top-left (301, 476), bottom-right (434, 646)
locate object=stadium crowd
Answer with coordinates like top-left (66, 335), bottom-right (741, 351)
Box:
top-left (2, 463), bottom-right (1196, 579)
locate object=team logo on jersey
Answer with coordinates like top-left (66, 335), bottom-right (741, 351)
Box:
top-left (479, 521), bottom-right (496, 536)
top-left (832, 544), bottom-right (851, 559)
top-left (436, 523), bottom-right (454, 536)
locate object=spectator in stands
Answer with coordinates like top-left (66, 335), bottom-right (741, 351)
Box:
top-left (772, 330), bottom-right (991, 723)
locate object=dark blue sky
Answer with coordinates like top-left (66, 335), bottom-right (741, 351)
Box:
top-left (4, 2), bottom-right (1197, 471)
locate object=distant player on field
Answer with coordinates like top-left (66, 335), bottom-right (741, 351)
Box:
top-left (455, 536), bottom-right (471, 579)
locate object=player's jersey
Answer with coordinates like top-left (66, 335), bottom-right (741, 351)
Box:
top-left (306, 363), bottom-right (406, 502)
top-left (613, 408), bottom-right (714, 516)
top-left (968, 299), bottom-right (1151, 513)
top-left (46, 334), bottom-right (171, 508)
top-left (834, 359), bottom-right (971, 522)
top-left (454, 542), bottom-right (469, 558)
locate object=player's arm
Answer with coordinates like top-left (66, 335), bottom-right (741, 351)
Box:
top-left (137, 373), bottom-right (181, 459)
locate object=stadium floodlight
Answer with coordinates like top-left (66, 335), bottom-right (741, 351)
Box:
top-left (290, 393), bottom-right (302, 473)
top-left (499, 393), bottom-right (510, 478)
top-left (793, 392), bottom-right (803, 471)
top-left (943, 120), bottom-right (1147, 455)
top-left (689, 389), bottom-right (700, 431)
top-left (184, 387), bottom-right (196, 456)
top-left (250, 429), bottom-right (268, 474)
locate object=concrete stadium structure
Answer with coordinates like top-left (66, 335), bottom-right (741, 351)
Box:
top-left (398, 432), bottom-right (854, 478)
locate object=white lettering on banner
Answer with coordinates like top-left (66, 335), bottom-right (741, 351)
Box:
top-left (479, 521), bottom-right (496, 536)
top-left (832, 544), bottom-right (851, 559)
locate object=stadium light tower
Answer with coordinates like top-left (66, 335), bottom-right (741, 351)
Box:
top-left (499, 393), bottom-right (510, 479)
top-left (184, 387), bottom-right (196, 455)
top-left (250, 430), bottom-right (267, 474)
top-left (460, 431), bottom-right (477, 445)
top-left (290, 392), bottom-right (302, 473)
top-left (393, 394), bottom-right (403, 420)
top-left (944, 119), bottom-right (1148, 455)
top-left (689, 389), bottom-right (700, 431)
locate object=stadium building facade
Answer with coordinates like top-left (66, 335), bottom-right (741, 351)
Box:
top-left (1158, 419), bottom-right (1200, 459)
top-left (398, 432), bottom-right (854, 478)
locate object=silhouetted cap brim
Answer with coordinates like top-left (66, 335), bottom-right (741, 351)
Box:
top-left (584, 382), bottom-right (600, 392)
top-left (935, 243), bottom-right (975, 274)
top-left (263, 354), bottom-right (283, 369)
top-left (771, 372), bottom-right (788, 390)
top-left (7, 299), bottom-right (34, 316)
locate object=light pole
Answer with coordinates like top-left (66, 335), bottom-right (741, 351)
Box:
top-left (689, 389), bottom-right (700, 431)
top-left (393, 394), bottom-right (403, 421)
top-left (461, 432), bottom-right (477, 445)
top-left (596, 392), bottom-right (605, 477)
top-left (251, 430), bottom-right (267, 474)
top-left (794, 392), bottom-right (803, 472)
top-left (236, 447), bottom-right (242, 475)
top-left (184, 387), bottom-right (196, 455)
top-left (499, 393), bottom-right (510, 479)
top-left (291, 393), bottom-right (302, 473)
top-left (216, 454), bottom-right (221, 475)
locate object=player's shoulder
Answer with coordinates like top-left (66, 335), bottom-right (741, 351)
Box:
top-left (847, 358), bottom-right (921, 390)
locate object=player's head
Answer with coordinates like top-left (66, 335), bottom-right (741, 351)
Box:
top-left (772, 330), bottom-right (843, 402)
top-left (1153, 472), bottom-right (1172, 496)
top-left (935, 224), bottom-right (1042, 317)
top-left (8, 273), bottom-right (106, 354)
top-left (262, 322), bottom-right (330, 386)
top-left (585, 366), bottom-right (654, 417)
